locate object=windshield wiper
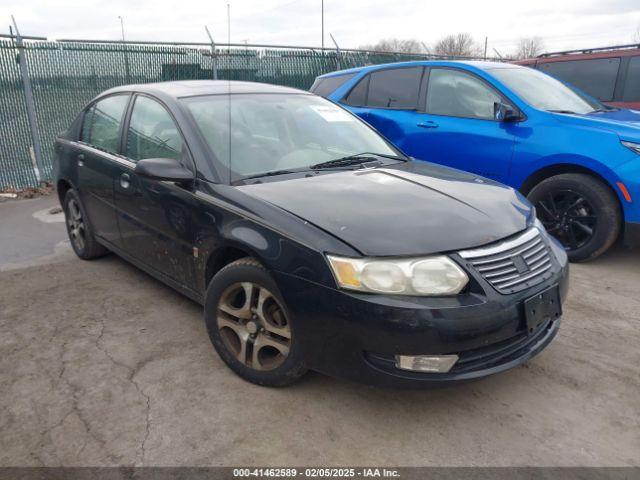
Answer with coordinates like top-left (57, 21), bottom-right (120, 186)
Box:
top-left (588, 107), bottom-right (618, 113)
top-left (310, 152), bottom-right (401, 170)
top-left (547, 109), bottom-right (578, 114)
top-left (241, 168), bottom-right (301, 181)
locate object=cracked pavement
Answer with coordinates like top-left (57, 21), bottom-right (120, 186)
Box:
top-left (0, 195), bottom-right (639, 466)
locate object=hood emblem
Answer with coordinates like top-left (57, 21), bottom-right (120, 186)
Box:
top-left (511, 255), bottom-right (529, 274)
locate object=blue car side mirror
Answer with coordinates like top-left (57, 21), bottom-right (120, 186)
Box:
top-left (494, 102), bottom-right (521, 122)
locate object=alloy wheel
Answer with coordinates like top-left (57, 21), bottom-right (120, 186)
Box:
top-left (216, 282), bottom-right (291, 371)
top-left (66, 198), bottom-right (86, 252)
top-left (535, 189), bottom-right (597, 251)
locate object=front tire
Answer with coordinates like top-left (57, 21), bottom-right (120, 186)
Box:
top-left (527, 173), bottom-right (621, 262)
top-left (63, 189), bottom-right (109, 260)
top-left (204, 258), bottom-right (307, 387)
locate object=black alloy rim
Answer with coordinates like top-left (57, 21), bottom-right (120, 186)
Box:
top-left (535, 189), bottom-right (597, 251)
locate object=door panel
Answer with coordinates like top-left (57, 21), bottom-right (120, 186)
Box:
top-left (114, 94), bottom-right (197, 289)
top-left (114, 169), bottom-right (198, 289)
top-left (76, 94), bottom-right (130, 246)
top-left (408, 114), bottom-right (516, 182)
top-left (77, 146), bottom-right (122, 246)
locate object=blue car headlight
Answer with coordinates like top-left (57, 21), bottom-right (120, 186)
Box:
top-left (621, 141), bottom-right (640, 155)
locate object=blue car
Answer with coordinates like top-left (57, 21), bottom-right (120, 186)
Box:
top-left (312, 61), bottom-right (640, 261)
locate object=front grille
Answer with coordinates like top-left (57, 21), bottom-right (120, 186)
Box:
top-left (459, 228), bottom-right (555, 294)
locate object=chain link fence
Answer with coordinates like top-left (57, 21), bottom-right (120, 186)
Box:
top-left (0, 35), bottom-right (484, 189)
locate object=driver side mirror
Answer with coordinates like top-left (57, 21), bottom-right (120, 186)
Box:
top-left (494, 102), bottom-right (521, 123)
top-left (134, 157), bottom-right (194, 185)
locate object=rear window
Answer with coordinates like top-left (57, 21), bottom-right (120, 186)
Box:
top-left (367, 67), bottom-right (423, 109)
top-left (537, 58), bottom-right (621, 102)
top-left (622, 56), bottom-right (640, 102)
top-left (310, 74), bottom-right (355, 97)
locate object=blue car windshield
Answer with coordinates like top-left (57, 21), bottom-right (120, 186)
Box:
top-left (491, 67), bottom-right (601, 115)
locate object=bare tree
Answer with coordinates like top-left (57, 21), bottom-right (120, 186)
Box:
top-left (358, 38), bottom-right (426, 54)
top-left (433, 33), bottom-right (481, 57)
top-left (514, 37), bottom-right (545, 59)
top-left (635, 25), bottom-right (640, 43)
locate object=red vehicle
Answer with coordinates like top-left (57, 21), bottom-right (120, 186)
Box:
top-left (516, 44), bottom-right (640, 110)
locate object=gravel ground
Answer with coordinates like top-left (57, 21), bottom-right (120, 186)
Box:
top-left (0, 196), bottom-right (638, 467)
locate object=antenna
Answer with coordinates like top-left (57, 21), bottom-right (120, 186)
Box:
top-left (321, 0), bottom-right (324, 50)
top-left (227, 3), bottom-right (231, 46)
top-left (226, 2), bottom-right (232, 184)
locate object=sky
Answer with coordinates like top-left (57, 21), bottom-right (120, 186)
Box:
top-left (1, 0), bottom-right (639, 56)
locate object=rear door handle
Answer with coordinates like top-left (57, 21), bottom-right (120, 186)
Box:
top-left (120, 173), bottom-right (131, 189)
top-left (417, 121), bottom-right (439, 129)
top-left (77, 153), bottom-right (85, 167)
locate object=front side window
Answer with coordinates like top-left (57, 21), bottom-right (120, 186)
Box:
top-left (491, 67), bottom-right (601, 114)
top-left (367, 67), bottom-right (423, 109)
top-left (538, 58), bottom-right (621, 102)
top-left (126, 96), bottom-right (183, 162)
top-left (183, 93), bottom-right (399, 182)
top-left (426, 69), bottom-right (502, 120)
top-left (85, 95), bottom-right (129, 154)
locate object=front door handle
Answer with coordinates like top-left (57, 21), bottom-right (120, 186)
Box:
top-left (120, 173), bottom-right (131, 189)
top-left (417, 121), bottom-right (439, 129)
top-left (77, 153), bottom-right (85, 167)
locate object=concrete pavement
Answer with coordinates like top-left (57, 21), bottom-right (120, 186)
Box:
top-left (0, 195), bottom-right (638, 467)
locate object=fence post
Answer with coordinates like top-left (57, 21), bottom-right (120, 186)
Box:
top-left (205, 26), bottom-right (218, 80)
top-left (11, 16), bottom-right (45, 185)
top-left (329, 33), bottom-right (340, 70)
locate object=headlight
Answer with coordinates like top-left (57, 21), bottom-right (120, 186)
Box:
top-left (326, 255), bottom-right (468, 296)
top-left (621, 140), bottom-right (640, 155)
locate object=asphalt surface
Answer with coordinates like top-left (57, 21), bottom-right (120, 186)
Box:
top-left (0, 195), bottom-right (638, 466)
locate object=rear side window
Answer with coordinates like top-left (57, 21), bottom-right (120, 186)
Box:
top-left (84, 95), bottom-right (129, 154)
top-left (310, 74), bottom-right (355, 98)
top-left (622, 56), bottom-right (640, 102)
top-left (126, 96), bottom-right (183, 162)
top-left (367, 67), bottom-right (423, 109)
top-left (537, 58), bottom-right (621, 102)
top-left (426, 68), bottom-right (502, 120)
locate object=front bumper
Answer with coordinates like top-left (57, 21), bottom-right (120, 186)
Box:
top-left (273, 243), bottom-right (569, 388)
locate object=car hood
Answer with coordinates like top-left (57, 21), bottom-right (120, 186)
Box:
top-left (554, 108), bottom-right (640, 140)
top-left (238, 161), bottom-right (532, 256)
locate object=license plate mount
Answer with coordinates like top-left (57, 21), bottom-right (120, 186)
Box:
top-left (524, 285), bottom-right (561, 334)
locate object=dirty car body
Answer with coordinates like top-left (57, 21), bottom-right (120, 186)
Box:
top-left (54, 81), bottom-right (569, 387)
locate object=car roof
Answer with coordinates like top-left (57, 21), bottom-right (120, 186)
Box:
top-left (316, 60), bottom-right (516, 79)
top-left (515, 47), bottom-right (640, 65)
top-left (102, 80), bottom-right (310, 98)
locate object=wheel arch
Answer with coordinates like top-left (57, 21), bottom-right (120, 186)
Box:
top-left (204, 243), bottom-right (260, 290)
top-left (56, 178), bottom-right (75, 205)
top-left (519, 163), bottom-right (623, 216)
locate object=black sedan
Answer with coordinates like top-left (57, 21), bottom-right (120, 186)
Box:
top-left (54, 81), bottom-right (569, 387)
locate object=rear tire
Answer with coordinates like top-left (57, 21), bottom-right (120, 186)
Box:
top-left (204, 257), bottom-right (307, 387)
top-left (63, 189), bottom-right (109, 260)
top-left (527, 173), bottom-right (621, 262)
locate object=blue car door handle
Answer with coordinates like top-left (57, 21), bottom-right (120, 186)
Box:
top-left (417, 121), bottom-right (439, 129)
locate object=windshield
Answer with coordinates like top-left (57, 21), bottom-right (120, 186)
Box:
top-left (183, 93), bottom-right (399, 182)
top-left (491, 67), bottom-right (602, 114)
